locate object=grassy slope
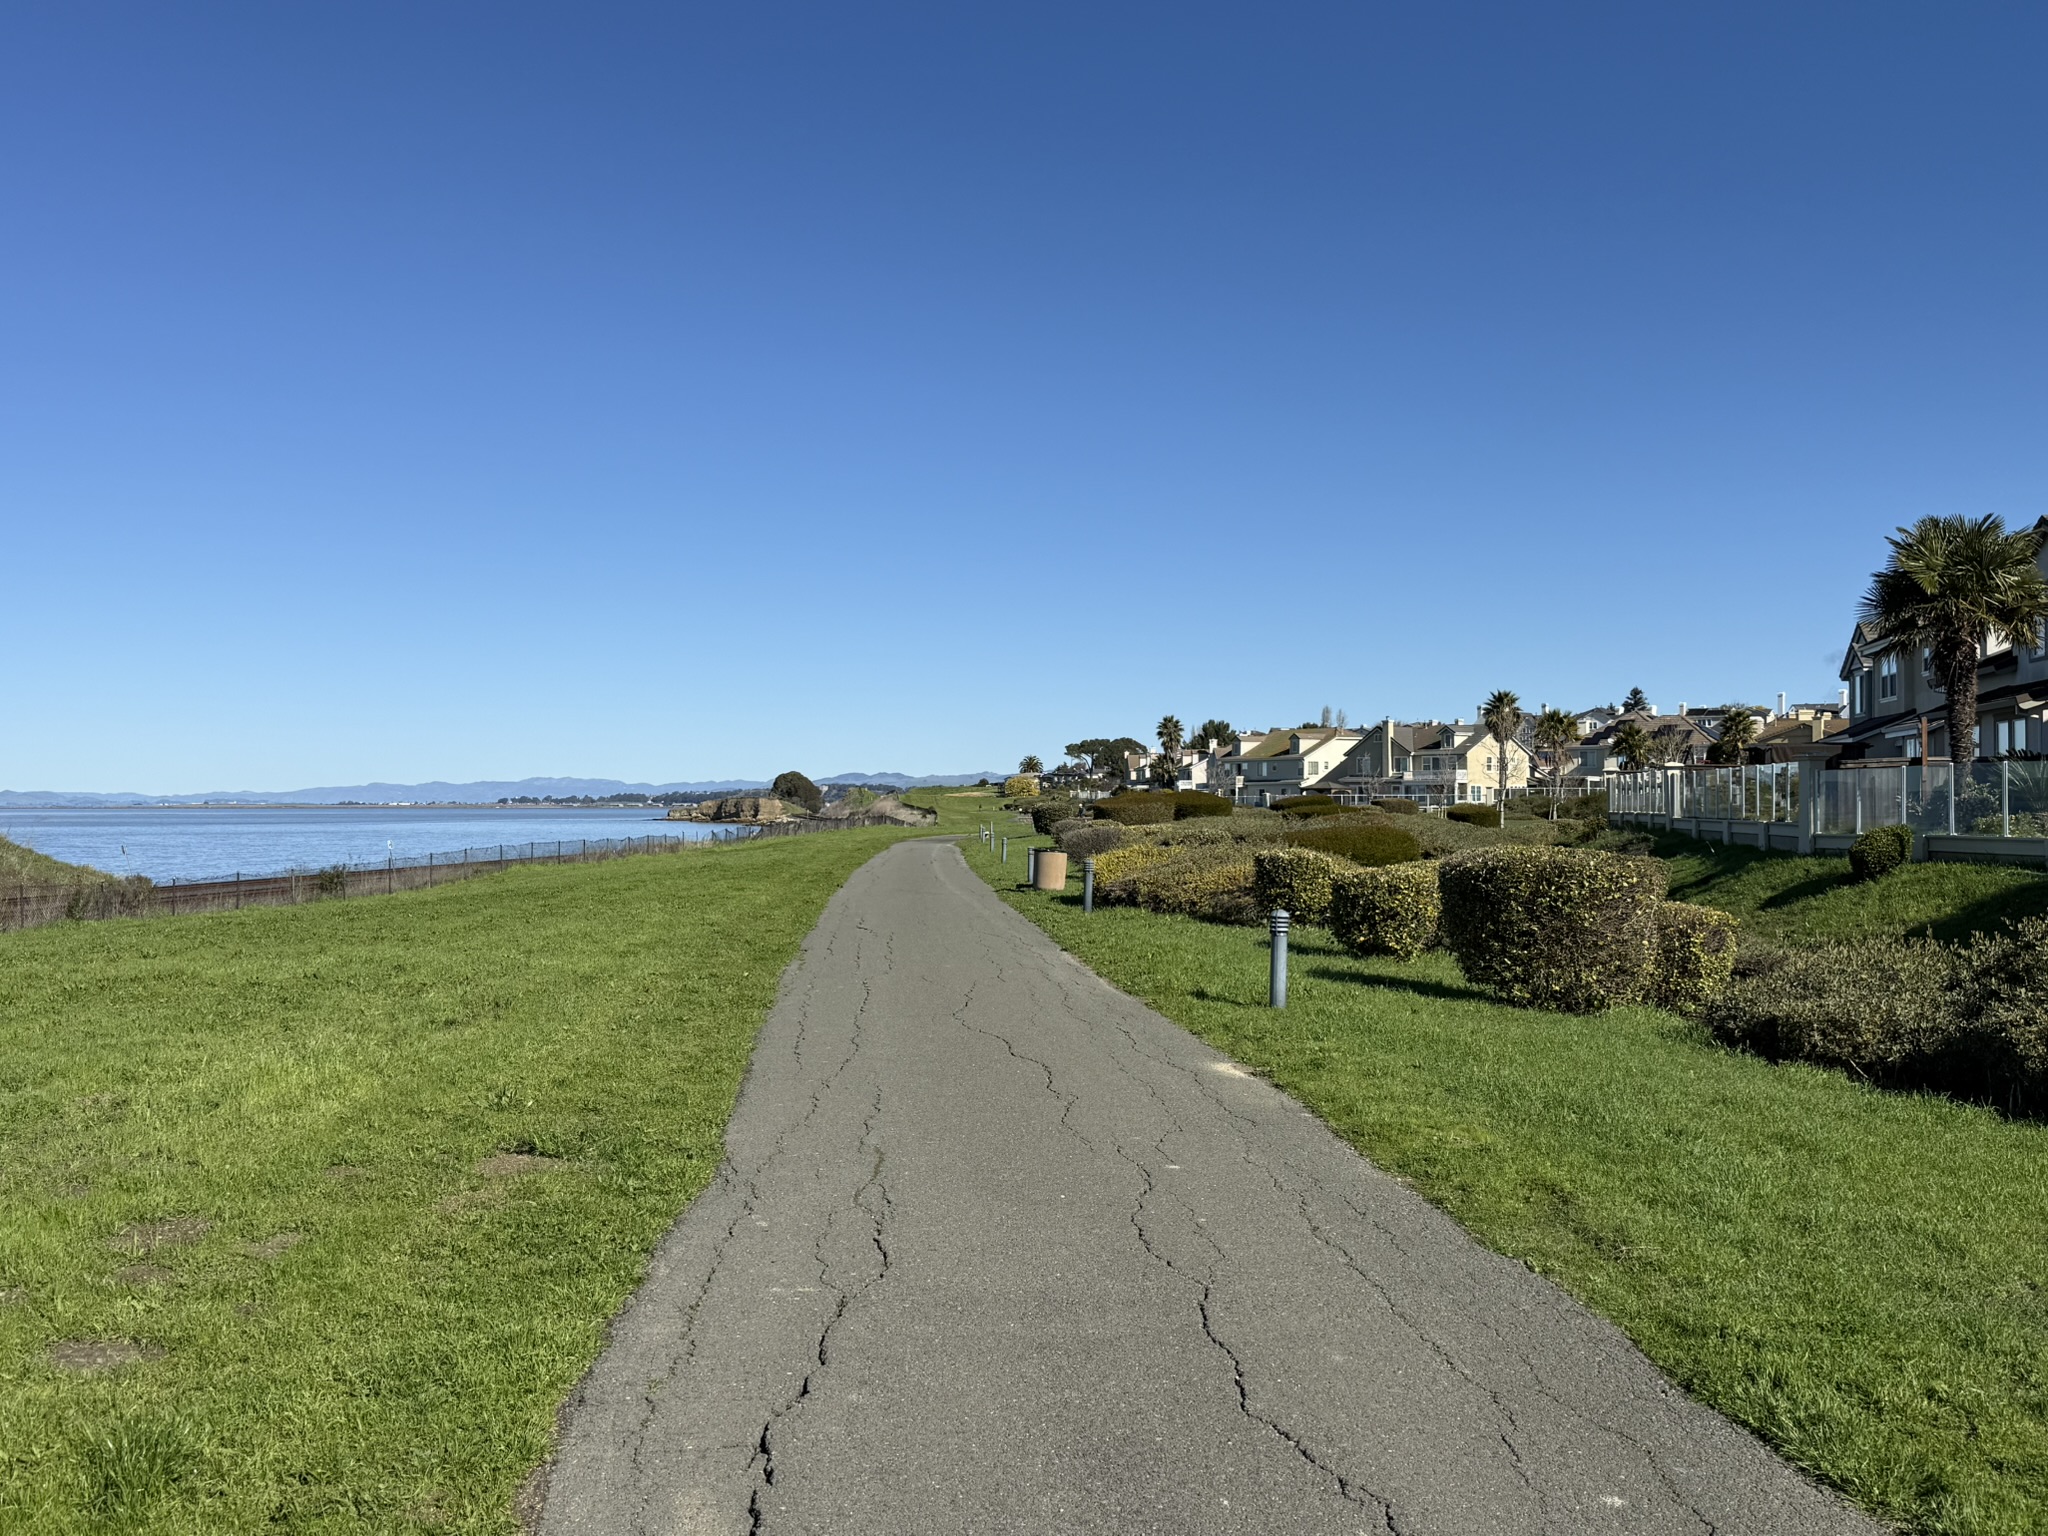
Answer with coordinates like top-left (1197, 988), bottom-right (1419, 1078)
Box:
top-left (0, 834), bottom-right (108, 886)
top-left (1653, 833), bottom-right (2048, 946)
top-left (0, 822), bottom-right (958, 1534)
top-left (955, 798), bottom-right (2048, 1536)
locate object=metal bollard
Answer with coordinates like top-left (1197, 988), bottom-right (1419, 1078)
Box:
top-left (1269, 908), bottom-right (1290, 1009)
top-left (1083, 856), bottom-right (1095, 914)
top-left (1027, 846), bottom-right (1038, 887)
top-left (1002, 836), bottom-right (1009, 863)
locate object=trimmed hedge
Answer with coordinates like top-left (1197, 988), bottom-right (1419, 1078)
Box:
top-left (1251, 848), bottom-right (1350, 925)
top-left (1374, 798), bottom-right (1421, 814)
top-left (1275, 795), bottom-right (1349, 818)
top-left (1850, 823), bottom-right (1913, 881)
top-left (1328, 863), bottom-right (1441, 960)
top-left (1093, 793), bottom-right (1177, 825)
top-left (1445, 803), bottom-right (1502, 829)
top-left (1438, 846), bottom-right (1667, 1012)
top-left (1652, 903), bottom-right (1739, 1014)
top-left (1171, 790), bottom-right (1235, 819)
top-left (1283, 821), bottom-right (1422, 868)
top-left (1028, 796), bottom-right (1080, 836)
top-left (1091, 842), bottom-right (1175, 885)
top-left (1105, 848), bottom-right (1260, 924)
top-left (1057, 821), bottom-right (1125, 859)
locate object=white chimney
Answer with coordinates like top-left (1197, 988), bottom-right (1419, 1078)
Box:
top-left (1838, 687), bottom-right (1850, 710)
top-left (1678, 701), bottom-right (1687, 717)
top-left (1777, 691), bottom-right (1787, 718)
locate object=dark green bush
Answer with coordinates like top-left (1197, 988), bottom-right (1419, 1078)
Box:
top-left (1102, 846), bottom-right (1260, 924)
top-left (1705, 938), bottom-right (1957, 1073)
top-left (770, 771), bottom-right (824, 814)
top-left (1949, 918), bottom-right (2048, 1113)
top-left (1272, 794), bottom-right (1337, 813)
top-left (1652, 903), bottom-right (1740, 1014)
top-left (1437, 846), bottom-right (1667, 1012)
top-left (1251, 848), bottom-right (1350, 925)
top-left (1328, 863), bottom-right (1440, 960)
top-left (1028, 796), bottom-right (1081, 836)
top-left (1284, 821), bottom-right (1422, 868)
top-left (1849, 824), bottom-right (1913, 881)
top-left (1445, 803), bottom-right (1502, 829)
top-left (1374, 798), bottom-right (1421, 814)
top-left (1092, 793), bottom-right (1177, 825)
top-left (1171, 790), bottom-right (1235, 819)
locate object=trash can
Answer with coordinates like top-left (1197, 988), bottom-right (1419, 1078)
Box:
top-left (1032, 849), bottom-right (1069, 891)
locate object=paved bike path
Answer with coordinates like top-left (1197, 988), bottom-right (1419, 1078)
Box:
top-left (537, 839), bottom-right (1882, 1535)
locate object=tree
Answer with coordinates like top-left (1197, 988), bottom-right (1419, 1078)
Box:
top-left (1532, 707), bottom-right (1580, 817)
top-left (1189, 718), bottom-right (1239, 752)
top-left (1480, 690), bottom-right (1524, 809)
top-left (1319, 705), bottom-right (1334, 728)
top-left (1066, 737), bottom-right (1146, 780)
top-left (771, 770), bottom-right (823, 813)
top-left (1018, 755), bottom-right (1044, 774)
top-left (1859, 514), bottom-right (2048, 766)
top-left (1622, 686), bottom-right (1650, 714)
top-left (1156, 715), bottom-right (1185, 767)
top-left (1612, 722), bottom-right (1657, 773)
top-left (1708, 708), bottom-right (1761, 764)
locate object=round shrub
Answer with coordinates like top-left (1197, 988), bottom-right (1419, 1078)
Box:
top-left (1093, 793), bottom-right (1177, 826)
top-left (1091, 842), bottom-right (1175, 885)
top-left (1251, 848), bottom-right (1350, 925)
top-left (1106, 847), bottom-right (1260, 924)
top-left (1445, 803), bottom-right (1502, 829)
top-left (1437, 846), bottom-right (1667, 1012)
top-left (1284, 821), bottom-right (1422, 868)
top-left (1274, 795), bottom-right (1348, 818)
top-left (1651, 903), bottom-right (1739, 1014)
top-left (1028, 796), bottom-right (1080, 836)
top-left (1328, 864), bottom-right (1440, 960)
top-left (1705, 937), bottom-right (1956, 1072)
top-left (1171, 790), bottom-right (1235, 819)
top-left (1058, 822), bottom-right (1125, 859)
top-left (1374, 798), bottom-right (1421, 814)
top-left (1849, 823), bottom-right (1913, 882)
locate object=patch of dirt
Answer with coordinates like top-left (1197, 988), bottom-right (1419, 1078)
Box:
top-left (322, 1165), bottom-right (366, 1180)
top-left (115, 1264), bottom-right (177, 1287)
top-left (47, 1339), bottom-right (165, 1373)
top-left (411, 1489), bottom-right (455, 1527)
top-left (243, 1233), bottom-right (304, 1260)
top-left (109, 1216), bottom-right (212, 1254)
top-left (476, 1153), bottom-right (569, 1177)
top-left (0, 1287), bottom-right (25, 1306)
top-left (512, 1461), bottom-right (549, 1533)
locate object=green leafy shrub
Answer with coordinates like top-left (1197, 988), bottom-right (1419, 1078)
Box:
top-left (1446, 803), bottom-right (1502, 829)
top-left (1437, 846), bottom-right (1667, 1012)
top-left (1251, 848), bottom-right (1350, 924)
top-left (1134, 818), bottom-right (1283, 850)
top-left (1284, 821), bottom-right (1422, 867)
top-left (1057, 821), bottom-right (1124, 859)
top-left (1092, 843), bottom-right (1175, 885)
top-left (1374, 798), bottom-right (1421, 814)
top-left (1949, 918), bottom-right (2048, 1112)
top-left (1328, 863), bottom-right (1441, 960)
top-left (1171, 790), bottom-right (1235, 819)
top-left (1273, 795), bottom-right (1349, 817)
top-left (1705, 939), bottom-right (1957, 1073)
top-left (1651, 903), bottom-right (1740, 1014)
top-left (1106, 847), bottom-right (1260, 924)
top-left (1028, 796), bottom-right (1080, 836)
top-left (1849, 823), bottom-right (1913, 881)
top-left (1002, 774), bottom-right (1041, 798)
top-left (1093, 793), bottom-right (1177, 825)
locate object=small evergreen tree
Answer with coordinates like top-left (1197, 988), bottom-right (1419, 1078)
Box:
top-left (770, 771), bottom-right (824, 813)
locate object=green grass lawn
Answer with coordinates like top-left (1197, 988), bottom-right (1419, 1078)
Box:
top-left (0, 824), bottom-right (936, 1534)
top-left (1654, 833), bottom-right (2048, 947)
top-left (0, 834), bottom-right (114, 886)
top-left (959, 816), bottom-right (2048, 1536)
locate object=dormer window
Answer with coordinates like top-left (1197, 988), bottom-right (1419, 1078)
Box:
top-left (1878, 653), bottom-right (1900, 701)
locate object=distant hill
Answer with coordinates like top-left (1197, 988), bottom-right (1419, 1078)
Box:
top-left (0, 771), bottom-right (1004, 808)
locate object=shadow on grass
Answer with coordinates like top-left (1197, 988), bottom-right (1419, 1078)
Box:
top-left (1757, 873), bottom-right (1850, 910)
top-left (1919, 878), bottom-right (2048, 945)
top-left (1301, 963), bottom-right (1493, 1004)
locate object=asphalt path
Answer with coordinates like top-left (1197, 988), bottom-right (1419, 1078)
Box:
top-left (537, 838), bottom-right (1885, 1535)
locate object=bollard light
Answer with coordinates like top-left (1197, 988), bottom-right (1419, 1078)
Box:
top-left (1269, 908), bottom-right (1290, 1009)
top-left (1083, 856), bottom-right (1096, 914)
top-left (1027, 845), bottom-right (1038, 887)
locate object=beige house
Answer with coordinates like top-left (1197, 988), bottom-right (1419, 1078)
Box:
top-left (1326, 719), bottom-right (1530, 807)
top-left (1222, 728), bottom-right (1362, 806)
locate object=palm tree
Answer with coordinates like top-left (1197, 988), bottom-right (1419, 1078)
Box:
top-left (1859, 516), bottom-right (2048, 766)
top-left (1622, 686), bottom-right (1650, 714)
top-left (1532, 707), bottom-right (1580, 817)
top-left (1156, 715), bottom-right (1185, 767)
top-left (1710, 709), bottom-right (1759, 765)
top-left (1480, 690), bottom-right (1523, 811)
top-left (1612, 721), bottom-right (1657, 773)
top-left (1018, 755), bottom-right (1044, 775)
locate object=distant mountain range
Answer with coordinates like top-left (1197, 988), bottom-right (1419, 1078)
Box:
top-left (0, 772), bottom-right (1005, 808)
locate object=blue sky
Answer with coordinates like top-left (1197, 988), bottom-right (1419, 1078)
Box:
top-left (5, 4), bottom-right (2044, 790)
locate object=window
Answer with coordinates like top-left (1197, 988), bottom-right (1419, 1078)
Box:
top-left (1878, 654), bottom-right (1900, 701)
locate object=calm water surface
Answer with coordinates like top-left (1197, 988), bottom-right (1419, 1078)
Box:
top-left (0, 806), bottom-right (738, 883)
